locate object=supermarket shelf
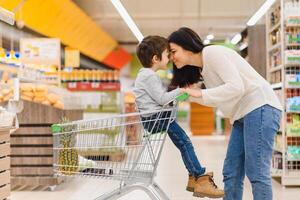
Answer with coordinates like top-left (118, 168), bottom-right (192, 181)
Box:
top-left (285, 63), bottom-right (300, 67)
top-left (287, 158), bottom-right (300, 162)
top-left (271, 82), bottom-right (283, 89)
top-left (268, 42), bottom-right (282, 52)
top-left (273, 147), bottom-right (283, 153)
top-left (286, 23), bottom-right (300, 28)
top-left (0, 63), bottom-right (18, 74)
top-left (286, 44), bottom-right (300, 48)
top-left (268, 65), bottom-right (283, 73)
top-left (267, 0), bottom-right (300, 186)
top-left (287, 135), bottom-right (300, 137)
top-left (66, 82), bottom-right (121, 92)
top-left (286, 110), bottom-right (300, 114)
top-left (19, 77), bottom-right (59, 85)
top-left (269, 22), bottom-right (281, 33)
top-left (271, 168), bottom-right (282, 178)
top-left (282, 176), bottom-right (300, 186)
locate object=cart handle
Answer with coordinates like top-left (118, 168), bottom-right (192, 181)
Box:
top-left (176, 92), bottom-right (189, 102)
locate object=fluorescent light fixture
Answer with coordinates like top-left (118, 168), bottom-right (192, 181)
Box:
top-left (247, 0), bottom-right (276, 26)
top-left (206, 34), bottom-right (214, 40)
top-left (239, 43), bottom-right (248, 51)
top-left (0, 6), bottom-right (15, 25)
top-left (110, 0), bottom-right (144, 42)
top-left (231, 33), bottom-right (242, 45)
top-left (203, 39), bottom-right (210, 45)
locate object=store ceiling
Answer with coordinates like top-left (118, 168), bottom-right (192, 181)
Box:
top-left (74, 0), bottom-right (265, 52)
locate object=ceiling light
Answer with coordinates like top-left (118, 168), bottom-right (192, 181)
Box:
top-left (0, 6), bottom-right (15, 25)
top-left (110, 0), bottom-right (144, 42)
top-left (239, 43), bottom-right (248, 51)
top-left (206, 34), bottom-right (214, 40)
top-left (203, 39), bottom-right (210, 45)
top-left (247, 0), bottom-right (276, 26)
top-left (231, 33), bottom-right (242, 45)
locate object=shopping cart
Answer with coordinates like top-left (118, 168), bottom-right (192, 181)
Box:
top-left (51, 93), bottom-right (189, 200)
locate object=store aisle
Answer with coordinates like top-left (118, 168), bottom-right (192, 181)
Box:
top-left (11, 133), bottom-right (300, 200)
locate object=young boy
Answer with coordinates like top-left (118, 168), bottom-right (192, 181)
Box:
top-left (133, 35), bottom-right (224, 198)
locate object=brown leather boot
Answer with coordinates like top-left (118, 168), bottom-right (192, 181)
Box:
top-left (186, 172), bottom-right (213, 192)
top-left (193, 174), bottom-right (224, 198)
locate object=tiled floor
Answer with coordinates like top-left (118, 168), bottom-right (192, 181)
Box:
top-left (11, 133), bottom-right (300, 200)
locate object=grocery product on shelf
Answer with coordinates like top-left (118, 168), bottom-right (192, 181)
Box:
top-left (62, 69), bottom-right (120, 92)
top-left (285, 50), bottom-right (300, 64)
top-left (287, 146), bottom-right (300, 161)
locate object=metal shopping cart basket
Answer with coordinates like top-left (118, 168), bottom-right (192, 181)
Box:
top-left (51, 93), bottom-right (189, 200)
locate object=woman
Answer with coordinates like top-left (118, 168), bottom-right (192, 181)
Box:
top-left (168, 27), bottom-right (282, 200)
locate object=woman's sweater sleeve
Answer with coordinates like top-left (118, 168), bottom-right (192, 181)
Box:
top-left (200, 48), bottom-right (245, 106)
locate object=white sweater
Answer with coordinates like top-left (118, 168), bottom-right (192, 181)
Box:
top-left (190, 45), bottom-right (283, 123)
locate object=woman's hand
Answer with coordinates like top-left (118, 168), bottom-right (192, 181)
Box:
top-left (181, 87), bottom-right (202, 98)
top-left (186, 88), bottom-right (202, 98)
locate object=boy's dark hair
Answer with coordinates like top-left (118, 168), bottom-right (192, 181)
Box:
top-left (136, 36), bottom-right (169, 68)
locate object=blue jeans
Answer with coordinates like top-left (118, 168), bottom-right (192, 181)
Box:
top-left (223, 105), bottom-right (281, 200)
top-left (142, 112), bottom-right (206, 177)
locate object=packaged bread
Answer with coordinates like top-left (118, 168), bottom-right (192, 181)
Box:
top-left (35, 85), bottom-right (48, 93)
top-left (47, 93), bottom-right (59, 104)
top-left (33, 96), bottom-right (45, 103)
top-left (41, 100), bottom-right (51, 106)
top-left (2, 88), bottom-right (11, 96)
top-left (3, 92), bottom-right (12, 101)
top-left (53, 100), bottom-right (64, 109)
top-left (21, 95), bottom-right (32, 101)
top-left (34, 91), bottom-right (47, 98)
top-left (21, 83), bottom-right (34, 92)
top-left (22, 92), bottom-right (35, 98)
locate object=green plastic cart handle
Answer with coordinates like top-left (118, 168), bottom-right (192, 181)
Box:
top-left (51, 124), bottom-right (62, 133)
top-left (176, 92), bottom-right (189, 101)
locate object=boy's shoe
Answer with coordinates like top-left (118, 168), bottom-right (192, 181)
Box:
top-left (186, 172), bottom-right (213, 192)
top-left (193, 174), bottom-right (224, 198)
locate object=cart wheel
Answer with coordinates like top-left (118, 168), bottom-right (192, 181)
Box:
top-left (49, 185), bottom-right (57, 191)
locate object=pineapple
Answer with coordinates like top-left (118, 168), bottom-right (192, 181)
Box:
top-left (58, 117), bottom-right (79, 175)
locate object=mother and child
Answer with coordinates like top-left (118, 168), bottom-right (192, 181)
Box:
top-left (133, 27), bottom-right (282, 200)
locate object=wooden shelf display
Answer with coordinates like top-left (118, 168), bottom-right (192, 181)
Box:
top-left (0, 128), bottom-right (11, 200)
top-left (10, 100), bottom-right (83, 190)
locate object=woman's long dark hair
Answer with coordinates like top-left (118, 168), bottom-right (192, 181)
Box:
top-left (168, 64), bottom-right (203, 91)
top-left (168, 27), bottom-right (206, 53)
top-left (168, 27), bottom-right (207, 90)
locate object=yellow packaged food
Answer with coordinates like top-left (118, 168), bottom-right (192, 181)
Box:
top-left (33, 96), bottom-right (45, 103)
top-left (34, 91), bottom-right (47, 98)
top-left (47, 93), bottom-right (59, 104)
top-left (53, 100), bottom-right (64, 109)
top-left (21, 95), bottom-right (33, 102)
top-left (22, 92), bottom-right (34, 98)
top-left (2, 88), bottom-right (11, 95)
top-left (21, 83), bottom-right (34, 92)
top-left (42, 100), bottom-right (51, 106)
top-left (35, 85), bottom-right (48, 93)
